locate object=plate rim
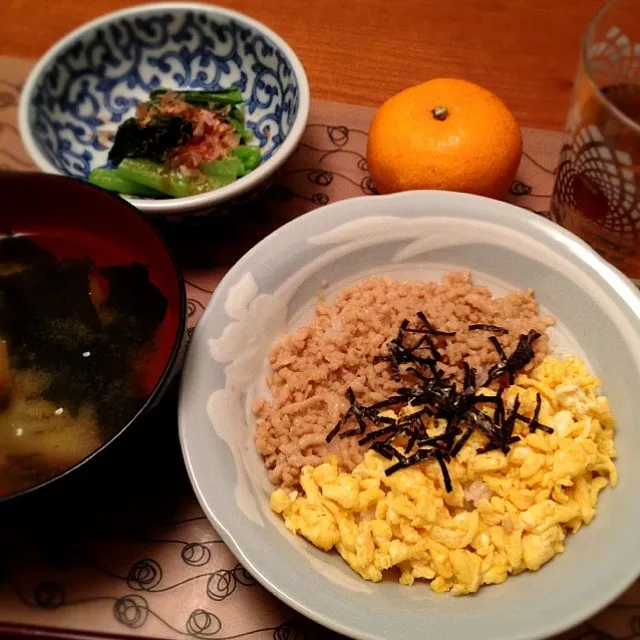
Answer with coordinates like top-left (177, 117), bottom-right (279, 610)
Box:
top-left (179, 190), bottom-right (640, 640)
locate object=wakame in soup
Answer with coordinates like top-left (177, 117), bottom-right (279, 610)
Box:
top-left (0, 234), bottom-right (168, 496)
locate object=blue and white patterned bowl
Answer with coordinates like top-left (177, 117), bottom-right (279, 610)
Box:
top-left (18, 2), bottom-right (310, 216)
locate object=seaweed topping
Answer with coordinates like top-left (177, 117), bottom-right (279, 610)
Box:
top-left (462, 361), bottom-right (476, 391)
top-left (435, 453), bottom-right (453, 493)
top-left (405, 312), bottom-right (456, 337)
top-left (373, 312), bottom-right (455, 381)
top-left (373, 319), bottom-right (438, 381)
top-left (326, 315), bottom-right (551, 491)
top-left (514, 392), bottom-right (553, 434)
top-left (108, 116), bottom-right (193, 165)
top-left (370, 441), bottom-right (395, 460)
top-left (486, 330), bottom-right (541, 385)
top-left (326, 387), bottom-right (395, 443)
top-left (0, 250), bottom-right (167, 434)
top-left (468, 323), bottom-right (508, 334)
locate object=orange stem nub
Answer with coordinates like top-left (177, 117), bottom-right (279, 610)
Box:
top-left (431, 106), bottom-right (449, 121)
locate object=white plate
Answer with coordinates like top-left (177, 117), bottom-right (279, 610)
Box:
top-left (179, 191), bottom-right (640, 640)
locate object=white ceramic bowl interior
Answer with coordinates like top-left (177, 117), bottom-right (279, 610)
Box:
top-left (180, 191), bottom-right (640, 640)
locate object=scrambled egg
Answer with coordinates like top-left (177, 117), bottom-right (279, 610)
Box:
top-left (270, 357), bottom-right (617, 595)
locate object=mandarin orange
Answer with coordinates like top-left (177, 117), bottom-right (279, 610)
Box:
top-left (366, 78), bottom-right (523, 199)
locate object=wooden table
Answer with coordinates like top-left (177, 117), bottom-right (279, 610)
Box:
top-left (1, 0), bottom-right (603, 131)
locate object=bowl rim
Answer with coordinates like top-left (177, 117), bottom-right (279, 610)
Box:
top-left (0, 172), bottom-right (187, 504)
top-left (18, 1), bottom-right (311, 215)
top-left (179, 190), bottom-right (640, 640)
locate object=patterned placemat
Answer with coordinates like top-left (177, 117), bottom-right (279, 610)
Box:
top-left (0, 55), bottom-right (638, 640)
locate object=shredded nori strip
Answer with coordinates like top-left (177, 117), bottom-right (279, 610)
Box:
top-left (530, 393), bottom-right (543, 432)
top-left (477, 435), bottom-right (521, 454)
top-left (503, 395), bottom-right (520, 441)
top-left (486, 330), bottom-right (541, 385)
top-left (326, 316), bottom-right (553, 492)
top-left (373, 319), bottom-right (439, 381)
top-left (515, 414), bottom-right (554, 434)
top-left (374, 312), bottom-right (457, 377)
top-left (514, 392), bottom-right (553, 434)
top-left (463, 361), bottom-right (476, 391)
top-left (368, 395), bottom-right (410, 411)
top-left (326, 387), bottom-right (393, 442)
top-left (488, 335), bottom-right (507, 361)
top-left (449, 427), bottom-right (474, 457)
top-left (435, 453), bottom-right (453, 492)
top-left (372, 441), bottom-right (396, 460)
top-left (468, 324), bottom-right (508, 334)
top-left (421, 333), bottom-right (442, 362)
top-left (495, 387), bottom-right (506, 426)
top-left (358, 424), bottom-right (400, 445)
top-left (404, 311), bottom-right (456, 337)
top-left (404, 328), bottom-right (456, 336)
top-left (405, 429), bottom-right (419, 454)
top-left (385, 448), bottom-right (428, 475)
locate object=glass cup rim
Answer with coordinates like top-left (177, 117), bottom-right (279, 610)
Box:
top-left (582, 0), bottom-right (640, 135)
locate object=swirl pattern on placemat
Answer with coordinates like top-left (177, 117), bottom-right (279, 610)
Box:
top-left (5, 552), bottom-right (313, 640)
top-left (0, 78), bottom-right (36, 172)
top-left (113, 594), bottom-right (149, 629)
top-left (126, 559), bottom-right (163, 591)
top-left (263, 123), bottom-right (376, 217)
top-left (182, 542), bottom-right (212, 567)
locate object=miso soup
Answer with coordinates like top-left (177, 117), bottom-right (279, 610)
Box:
top-left (0, 234), bottom-right (168, 496)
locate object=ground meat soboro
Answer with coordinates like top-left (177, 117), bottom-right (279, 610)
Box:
top-left (253, 271), bottom-right (554, 489)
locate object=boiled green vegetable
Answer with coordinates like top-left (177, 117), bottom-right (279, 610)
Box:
top-left (200, 157), bottom-right (246, 180)
top-left (149, 87), bottom-right (243, 106)
top-left (232, 145), bottom-right (262, 172)
top-left (116, 159), bottom-right (222, 198)
top-left (88, 88), bottom-right (262, 200)
top-left (88, 168), bottom-right (164, 197)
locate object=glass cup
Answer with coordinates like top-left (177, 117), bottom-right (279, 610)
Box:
top-left (550, 0), bottom-right (640, 283)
